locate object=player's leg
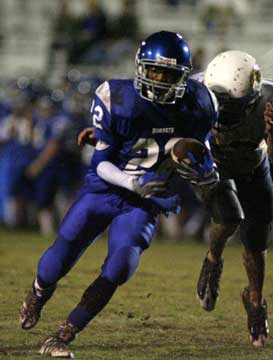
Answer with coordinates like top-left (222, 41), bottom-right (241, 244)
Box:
top-left (238, 158), bottom-right (272, 347)
top-left (197, 179), bottom-right (244, 310)
top-left (39, 206), bottom-right (158, 358)
top-left (20, 192), bottom-right (114, 330)
top-left (4, 151), bottom-right (31, 227)
top-left (34, 167), bottom-right (58, 236)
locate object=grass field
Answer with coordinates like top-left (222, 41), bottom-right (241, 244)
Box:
top-left (1, 229), bottom-right (273, 360)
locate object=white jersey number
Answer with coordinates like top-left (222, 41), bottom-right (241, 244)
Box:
top-left (91, 101), bottom-right (104, 130)
top-left (124, 137), bottom-right (182, 174)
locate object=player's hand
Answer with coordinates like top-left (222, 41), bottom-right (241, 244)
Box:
top-left (176, 151), bottom-right (218, 186)
top-left (264, 101), bottom-right (273, 136)
top-left (77, 127), bottom-right (97, 146)
top-left (132, 172), bottom-right (167, 198)
top-left (191, 168), bottom-right (219, 187)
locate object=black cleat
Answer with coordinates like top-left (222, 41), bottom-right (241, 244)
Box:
top-left (39, 322), bottom-right (79, 358)
top-left (197, 255), bottom-right (223, 311)
top-left (242, 287), bottom-right (269, 348)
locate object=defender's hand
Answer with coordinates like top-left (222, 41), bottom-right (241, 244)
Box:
top-left (265, 101), bottom-right (273, 136)
top-left (191, 168), bottom-right (219, 187)
top-left (77, 127), bottom-right (97, 146)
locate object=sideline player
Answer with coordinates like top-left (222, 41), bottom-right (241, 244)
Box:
top-left (20, 31), bottom-right (218, 358)
top-left (195, 50), bottom-right (273, 348)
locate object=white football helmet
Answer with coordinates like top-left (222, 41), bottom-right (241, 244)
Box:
top-left (204, 50), bottom-right (261, 98)
top-left (204, 50), bottom-right (262, 127)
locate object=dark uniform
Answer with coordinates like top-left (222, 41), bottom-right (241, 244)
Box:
top-left (210, 80), bottom-right (273, 251)
top-left (194, 57), bottom-right (272, 346)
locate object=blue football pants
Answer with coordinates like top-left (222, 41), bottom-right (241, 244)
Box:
top-left (38, 192), bottom-right (158, 285)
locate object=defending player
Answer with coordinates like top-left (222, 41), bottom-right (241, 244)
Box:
top-left (19, 31), bottom-right (218, 358)
top-left (195, 51), bottom-right (273, 348)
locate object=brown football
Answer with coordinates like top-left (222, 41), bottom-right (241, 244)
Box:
top-left (171, 138), bottom-right (207, 166)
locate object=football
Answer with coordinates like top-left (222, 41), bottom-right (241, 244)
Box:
top-left (171, 138), bottom-right (208, 167)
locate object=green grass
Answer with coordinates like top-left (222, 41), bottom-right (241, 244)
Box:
top-left (1, 229), bottom-right (273, 359)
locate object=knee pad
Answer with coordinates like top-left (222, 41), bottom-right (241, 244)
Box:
top-left (102, 246), bottom-right (141, 285)
top-left (240, 222), bottom-right (271, 252)
top-left (204, 179), bottom-right (245, 224)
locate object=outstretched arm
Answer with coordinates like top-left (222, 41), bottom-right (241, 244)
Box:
top-left (265, 101), bottom-right (273, 163)
top-left (25, 139), bottom-right (59, 178)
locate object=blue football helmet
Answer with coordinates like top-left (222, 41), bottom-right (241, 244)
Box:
top-left (134, 31), bottom-right (192, 104)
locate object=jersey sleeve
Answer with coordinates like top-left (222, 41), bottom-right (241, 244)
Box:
top-left (90, 81), bottom-right (118, 170)
top-left (90, 81), bottom-right (115, 146)
top-left (199, 86), bottom-right (219, 144)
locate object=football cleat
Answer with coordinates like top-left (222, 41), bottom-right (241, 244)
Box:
top-left (20, 290), bottom-right (46, 330)
top-left (39, 337), bottom-right (74, 358)
top-left (39, 322), bottom-right (79, 358)
top-left (197, 255), bottom-right (223, 311)
top-left (242, 287), bottom-right (269, 348)
top-left (20, 281), bottom-right (56, 330)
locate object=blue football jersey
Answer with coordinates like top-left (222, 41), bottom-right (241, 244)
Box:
top-left (32, 113), bottom-right (70, 154)
top-left (84, 78), bottom-right (218, 192)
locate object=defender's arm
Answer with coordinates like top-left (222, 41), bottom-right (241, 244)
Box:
top-left (265, 101), bottom-right (273, 163)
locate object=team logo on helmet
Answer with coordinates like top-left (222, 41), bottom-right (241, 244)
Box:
top-left (157, 56), bottom-right (177, 66)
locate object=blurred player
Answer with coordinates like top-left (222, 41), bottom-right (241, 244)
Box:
top-left (195, 50), bottom-right (273, 348)
top-left (28, 95), bottom-right (71, 234)
top-left (20, 31), bottom-right (218, 358)
top-left (5, 94), bottom-right (71, 234)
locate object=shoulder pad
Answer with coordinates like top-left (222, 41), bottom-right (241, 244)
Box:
top-left (95, 81), bottom-right (111, 113)
top-left (189, 72), bottom-right (204, 83)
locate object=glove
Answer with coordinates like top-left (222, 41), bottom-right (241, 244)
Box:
top-left (149, 194), bottom-right (181, 214)
top-left (176, 151), bottom-right (219, 187)
top-left (131, 172), bottom-right (167, 198)
top-left (132, 172), bottom-right (181, 214)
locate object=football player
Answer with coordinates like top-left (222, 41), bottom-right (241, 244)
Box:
top-left (19, 31), bottom-right (218, 358)
top-left (195, 50), bottom-right (273, 348)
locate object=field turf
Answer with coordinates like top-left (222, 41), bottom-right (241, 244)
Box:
top-left (1, 228), bottom-right (273, 359)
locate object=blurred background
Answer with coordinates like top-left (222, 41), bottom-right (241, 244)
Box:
top-left (0, 0), bottom-right (272, 239)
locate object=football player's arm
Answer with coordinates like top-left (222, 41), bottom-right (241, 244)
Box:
top-left (25, 139), bottom-right (60, 178)
top-left (26, 116), bottom-right (68, 178)
top-left (93, 150), bottom-right (166, 197)
top-left (91, 82), bottom-right (166, 197)
top-left (191, 88), bottom-right (219, 186)
top-left (264, 101), bottom-right (273, 163)
top-left (92, 141), bottom-right (136, 191)
top-left (77, 127), bottom-right (96, 146)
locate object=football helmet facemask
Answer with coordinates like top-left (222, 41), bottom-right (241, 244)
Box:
top-left (204, 50), bottom-right (262, 128)
top-left (135, 31), bottom-right (192, 104)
